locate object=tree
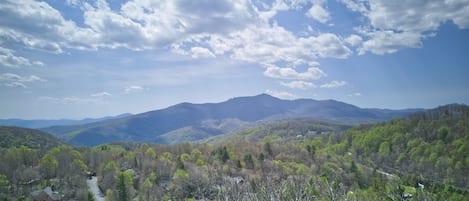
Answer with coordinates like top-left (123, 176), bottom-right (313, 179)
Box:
top-left (116, 173), bottom-right (128, 201)
top-left (176, 156), bottom-right (185, 170)
top-left (244, 154), bottom-right (254, 169)
top-left (264, 142), bottom-right (273, 158)
top-left (213, 147), bottom-right (229, 163)
top-left (145, 148), bottom-right (156, 158)
top-left (258, 153), bottom-right (265, 162)
top-left (141, 178), bottom-right (153, 201)
top-left (39, 154), bottom-right (58, 179)
top-left (0, 174), bottom-right (10, 196)
top-left (88, 191), bottom-right (96, 201)
top-left (378, 141), bottom-right (391, 157)
top-left (114, 170), bottom-right (136, 201)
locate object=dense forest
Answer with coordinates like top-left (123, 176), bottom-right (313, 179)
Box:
top-left (0, 104), bottom-right (468, 200)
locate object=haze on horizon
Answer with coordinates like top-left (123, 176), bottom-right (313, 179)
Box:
top-left (1, 0), bottom-right (469, 119)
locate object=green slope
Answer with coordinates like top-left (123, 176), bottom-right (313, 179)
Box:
top-left (203, 119), bottom-right (350, 144)
top-left (0, 126), bottom-right (64, 150)
top-left (203, 104), bottom-right (469, 198)
top-left (344, 104), bottom-right (469, 190)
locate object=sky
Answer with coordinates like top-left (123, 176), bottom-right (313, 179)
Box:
top-left (1, 0), bottom-right (469, 119)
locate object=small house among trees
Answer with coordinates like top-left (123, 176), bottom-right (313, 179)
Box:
top-left (30, 186), bottom-right (62, 201)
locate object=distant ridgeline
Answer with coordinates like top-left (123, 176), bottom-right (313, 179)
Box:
top-left (39, 94), bottom-right (419, 146)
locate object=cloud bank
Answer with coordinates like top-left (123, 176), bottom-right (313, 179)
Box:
top-left (1, 0), bottom-right (468, 99)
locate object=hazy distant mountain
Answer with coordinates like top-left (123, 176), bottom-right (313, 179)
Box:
top-left (42, 94), bottom-right (421, 146)
top-left (0, 113), bottom-right (132, 129)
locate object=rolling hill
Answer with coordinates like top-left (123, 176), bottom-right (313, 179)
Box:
top-left (201, 118), bottom-right (351, 145)
top-left (41, 94), bottom-right (420, 146)
top-left (0, 126), bottom-right (64, 150)
top-left (344, 103), bottom-right (469, 190)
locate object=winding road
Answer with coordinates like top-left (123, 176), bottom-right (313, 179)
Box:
top-left (87, 176), bottom-right (105, 201)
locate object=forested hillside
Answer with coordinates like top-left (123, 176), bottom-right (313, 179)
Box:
top-left (0, 127), bottom-right (93, 200)
top-left (204, 119), bottom-right (350, 144)
top-left (344, 104), bottom-right (469, 190)
top-left (0, 126), bottom-right (64, 150)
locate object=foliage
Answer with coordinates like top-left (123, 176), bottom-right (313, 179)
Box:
top-left (346, 104), bottom-right (469, 190)
top-left (0, 126), bottom-right (63, 151)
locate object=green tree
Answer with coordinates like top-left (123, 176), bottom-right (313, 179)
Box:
top-left (115, 170), bottom-right (135, 201)
top-left (39, 154), bottom-right (58, 179)
top-left (263, 141), bottom-right (273, 158)
top-left (145, 148), bottom-right (156, 158)
top-left (141, 178), bottom-right (153, 201)
top-left (0, 174), bottom-right (10, 195)
top-left (87, 191), bottom-right (96, 201)
top-left (213, 146), bottom-right (229, 163)
top-left (378, 141), bottom-right (391, 157)
top-left (176, 156), bottom-right (185, 170)
top-left (243, 154), bottom-right (254, 169)
top-left (116, 173), bottom-right (128, 201)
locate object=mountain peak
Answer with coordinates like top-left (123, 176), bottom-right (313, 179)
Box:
top-left (227, 93), bottom-right (279, 101)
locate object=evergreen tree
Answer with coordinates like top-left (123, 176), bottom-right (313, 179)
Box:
top-left (116, 173), bottom-right (128, 201)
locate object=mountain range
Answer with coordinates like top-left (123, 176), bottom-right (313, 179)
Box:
top-left (0, 113), bottom-right (132, 129)
top-left (37, 94), bottom-right (421, 146)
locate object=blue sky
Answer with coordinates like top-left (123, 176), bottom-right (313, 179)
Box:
top-left (1, 0), bottom-right (469, 119)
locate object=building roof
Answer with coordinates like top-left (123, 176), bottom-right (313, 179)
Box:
top-left (31, 186), bottom-right (62, 201)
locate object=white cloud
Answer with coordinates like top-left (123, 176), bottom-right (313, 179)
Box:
top-left (265, 89), bottom-right (297, 100)
top-left (257, 0), bottom-right (289, 21)
top-left (349, 92), bottom-right (362, 97)
top-left (32, 61), bottom-right (44, 66)
top-left (345, 34), bottom-right (363, 47)
top-left (190, 47), bottom-right (215, 59)
top-left (0, 47), bottom-right (44, 68)
top-left (264, 64), bottom-right (326, 80)
top-left (1, 0), bottom-right (354, 86)
top-left (0, 73), bottom-right (45, 88)
top-left (65, 0), bottom-right (80, 7)
top-left (124, 85), bottom-right (144, 93)
top-left (4, 0), bottom-right (467, 60)
top-left (91, 92), bottom-right (112, 97)
top-left (81, 0), bottom-right (260, 50)
top-left (0, 0), bottom-right (95, 53)
top-left (1, 0), bottom-right (260, 53)
top-left (219, 25), bottom-right (351, 63)
top-left (339, 0), bottom-right (369, 13)
top-left (4, 82), bottom-right (26, 88)
top-left (172, 24), bottom-right (350, 83)
top-left (320, 80), bottom-right (347, 88)
top-left (341, 0), bottom-right (469, 54)
top-left (365, 0), bottom-right (469, 31)
top-left (300, 33), bottom-right (352, 59)
top-left (307, 4), bottom-right (331, 24)
top-left (39, 96), bottom-right (109, 105)
top-left (280, 80), bottom-right (316, 89)
top-left (357, 30), bottom-right (424, 55)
